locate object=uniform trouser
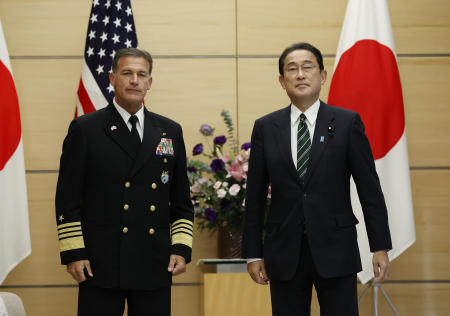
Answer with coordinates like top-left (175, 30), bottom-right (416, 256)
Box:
top-left (78, 282), bottom-right (171, 316)
top-left (269, 235), bottom-right (359, 316)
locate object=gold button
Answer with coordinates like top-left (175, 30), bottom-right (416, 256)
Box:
top-left (150, 205), bottom-right (156, 212)
top-left (149, 228), bottom-right (155, 235)
top-left (151, 183), bottom-right (157, 189)
top-left (164, 158), bottom-right (168, 163)
top-left (125, 181), bottom-right (131, 188)
top-left (123, 204), bottom-right (129, 211)
top-left (123, 227), bottom-right (128, 233)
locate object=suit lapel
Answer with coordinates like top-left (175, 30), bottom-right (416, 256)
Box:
top-left (128, 108), bottom-right (163, 178)
top-left (104, 104), bottom-right (136, 159)
top-left (303, 101), bottom-right (335, 186)
top-left (273, 105), bottom-right (301, 184)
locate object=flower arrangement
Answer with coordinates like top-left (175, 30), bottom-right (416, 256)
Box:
top-left (187, 110), bottom-right (253, 235)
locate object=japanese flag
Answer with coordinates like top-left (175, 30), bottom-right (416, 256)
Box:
top-left (328, 0), bottom-right (416, 283)
top-left (0, 18), bottom-right (31, 284)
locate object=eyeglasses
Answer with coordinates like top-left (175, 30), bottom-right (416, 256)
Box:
top-left (285, 64), bottom-right (317, 77)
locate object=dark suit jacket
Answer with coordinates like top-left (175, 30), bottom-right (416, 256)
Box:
top-left (55, 104), bottom-right (194, 290)
top-left (242, 101), bottom-right (392, 281)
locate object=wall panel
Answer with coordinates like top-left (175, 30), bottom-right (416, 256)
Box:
top-left (13, 58), bottom-right (236, 170)
top-left (0, 0), bottom-right (235, 56)
top-left (237, 57), bottom-right (450, 167)
top-left (237, 0), bottom-right (450, 55)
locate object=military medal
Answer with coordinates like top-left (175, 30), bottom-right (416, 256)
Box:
top-left (161, 171), bottom-right (169, 184)
top-left (155, 138), bottom-right (175, 156)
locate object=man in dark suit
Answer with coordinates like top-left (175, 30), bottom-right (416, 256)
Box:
top-left (242, 42), bottom-right (392, 316)
top-left (55, 48), bottom-right (194, 316)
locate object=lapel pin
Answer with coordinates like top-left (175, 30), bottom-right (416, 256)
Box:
top-left (110, 125), bottom-right (117, 131)
top-left (320, 136), bottom-right (324, 143)
top-left (162, 132), bottom-right (167, 136)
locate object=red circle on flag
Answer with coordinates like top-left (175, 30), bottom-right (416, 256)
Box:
top-left (328, 40), bottom-right (405, 160)
top-left (0, 60), bottom-right (21, 171)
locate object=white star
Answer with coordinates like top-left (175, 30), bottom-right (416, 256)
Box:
top-left (126, 6), bottom-right (132, 16)
top-left (113, 18), bottom-right (121, 28)
top-left (93, 0), bottom-right (100, 7)
top-left (112, 34), bottom-right (120, 44)
top-left (102, 15), bottom-right (110, 26)
top-left (124, 39), bottom-right (132, 48)
top-left (98, 48), bottom-right (106, 58)
top-left (105, 0), bottom-right (111, 9)
top-left (86, 47), bottom-right (94, 57)
top-left (115, 1), bottom-right (122, 11)
top-left (100, 32), bottom-right (108, 42)
top-left (90, 14), bottom-right (98, 24)
top-left (110, 50), bottom-right (116, 58)
top-left (107, 84), bottom-right (115, 93)
top-left (125, 23), bottom-right (132, 32)
top-left (88, 30), bottom-right (96, 40)
top-left (96, 65), bottom-right (104, 75)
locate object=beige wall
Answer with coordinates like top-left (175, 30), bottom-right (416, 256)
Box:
top-left (0, 0), bottom-right (449, 315)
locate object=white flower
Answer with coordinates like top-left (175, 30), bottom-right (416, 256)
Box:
top-left (214, 181), bottom-right (222, 190)
top-left (190, 183), bottom-right (200, 193)
top-left (198, 177), bottom-right (208, 184)
top-left (222, 181), bottom-right (229, 188)
top-left (229, 184), bottom-right (241, 196)
top-left (217, 189), bottom-right (227, 198)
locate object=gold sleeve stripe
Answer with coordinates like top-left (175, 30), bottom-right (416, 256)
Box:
top-left (59, 231), bottom-right (83, 239)
top-left (59, 236), bottom-right (85, 252)
top-left (57, 222), bottom-right (82, 230)
top-left (171, 233), bottom-right (193, 248)
top-left (171, 227), bottom-right (193, 236)
top-left (171, 219), bottom-right (193, 228)
top-left (58, 227), bottom-right (82, 234)
top-left (171, 224), bottom-right (193, 232)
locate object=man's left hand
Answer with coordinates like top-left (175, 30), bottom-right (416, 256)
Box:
top-left (372, 250), bottom-right (390, 284)
top-left (168, 254), bottom-right (186, 276)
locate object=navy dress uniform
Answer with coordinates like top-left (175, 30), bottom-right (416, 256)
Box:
top-left (55, 103), bottom-right (194, 314)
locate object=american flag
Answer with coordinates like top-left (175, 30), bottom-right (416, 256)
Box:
top-left (76, 0), bottom-right (138, 117)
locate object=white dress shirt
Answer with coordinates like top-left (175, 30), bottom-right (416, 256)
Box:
top-left (290, 99), bottom-right (320, 166)
top-left (113, 99), bottom-right (145, 141)
top-left (247, 99), bottom-right (321, 264)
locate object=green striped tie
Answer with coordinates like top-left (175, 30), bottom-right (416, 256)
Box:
top-left (297, 114), bottom-right (311, 180)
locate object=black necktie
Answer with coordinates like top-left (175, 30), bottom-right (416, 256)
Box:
top-left (129, 115), bottom-right (141, 156)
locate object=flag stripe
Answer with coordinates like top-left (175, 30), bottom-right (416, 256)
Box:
top-left (77, 78), bottom-right (97, 115)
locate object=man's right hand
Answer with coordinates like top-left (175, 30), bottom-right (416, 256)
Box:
top-left (247, 260), bottom-right (269, 285)
top-left (67, 260), bottom-right (93, 283)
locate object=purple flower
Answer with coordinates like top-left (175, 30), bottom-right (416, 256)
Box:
top-left (241, 142), bottom-right (251, 150)
top-left (187, 166), bottom-right (197, 173)
top-left (213, 135), bottom-right (227, 146)
top-left (204, 207), bottom-right (217, 222)
top-left (200, 124), bottom-right (213, 136)
top-left (220, 198), bottom-right (231, 211)
top-left (210, 159), bottom-right (225, 172)
top-left (192, 143), bottom-right (203, 156)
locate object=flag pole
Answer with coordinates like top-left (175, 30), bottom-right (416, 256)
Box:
top-left (358, 281), bottom-right (400, 316)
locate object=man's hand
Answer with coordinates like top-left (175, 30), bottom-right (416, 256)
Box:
top-left (373, 250), bottom-right (390, 284)
top-left (248, 260), bottom-right (269, 285)
top-left (67, 260), bottom-right (93, 283)
top-left (168, 254), bottom-right (186, 276)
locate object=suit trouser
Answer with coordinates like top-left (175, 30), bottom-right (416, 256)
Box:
top-left (78, 281), bottom-right (171, 316)
top-left (269, 235), bottom-right (358, 316)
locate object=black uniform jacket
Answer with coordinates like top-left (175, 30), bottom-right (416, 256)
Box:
top-left (55, 104), bottom-right (194, 290)
top-left (242, 102), bottom-right (392, 281)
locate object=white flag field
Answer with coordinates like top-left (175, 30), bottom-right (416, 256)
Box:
top-left (328, 0), bottom-right (416, 283)
top-left (0, 18), bottom-right (31, 284)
